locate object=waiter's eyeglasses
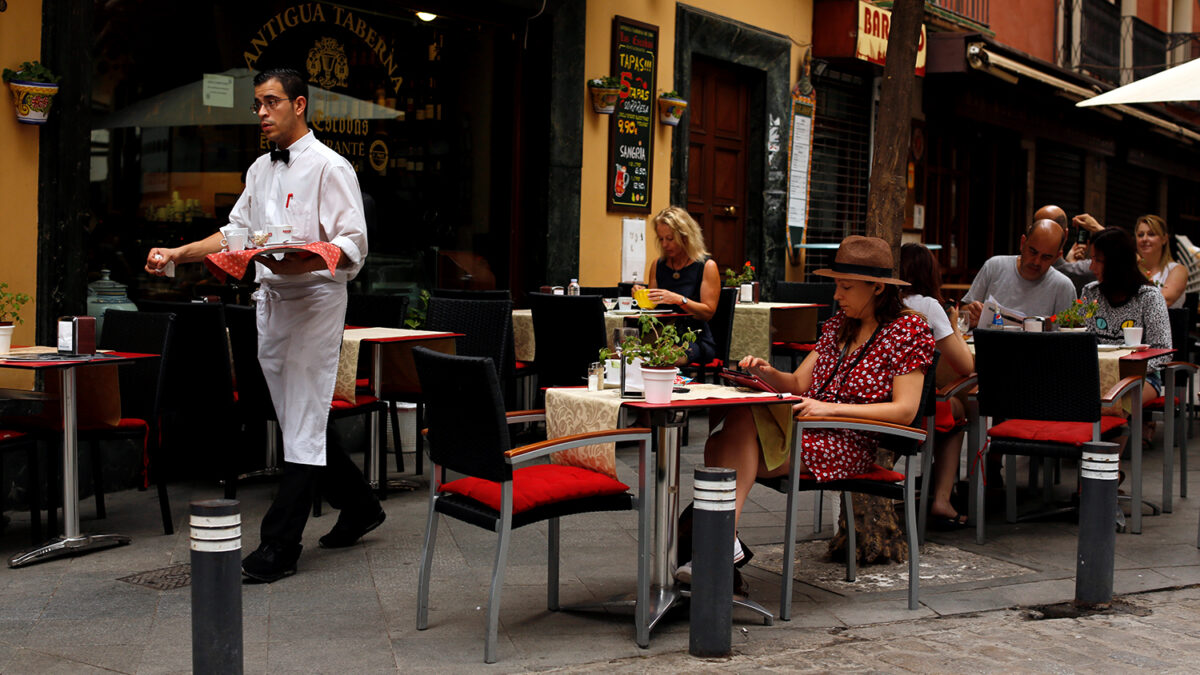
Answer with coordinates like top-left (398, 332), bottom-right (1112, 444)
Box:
top-left (251, 97), bottom-right (292, 113)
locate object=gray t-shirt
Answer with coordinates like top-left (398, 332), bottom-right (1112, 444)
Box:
top-left (1052, 257), bottom-right (1096, 294)
top-left (963, 255), bottom-right (1077, 318)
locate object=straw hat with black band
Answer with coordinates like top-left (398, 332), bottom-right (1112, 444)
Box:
top-left (813, 235), bottom-right (910, 286)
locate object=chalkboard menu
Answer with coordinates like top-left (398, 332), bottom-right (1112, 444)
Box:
top-left (607, 16), bottom-right (658, 212)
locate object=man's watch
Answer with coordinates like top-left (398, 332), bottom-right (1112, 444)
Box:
top-left (680, 296), bottom-right (688, 305)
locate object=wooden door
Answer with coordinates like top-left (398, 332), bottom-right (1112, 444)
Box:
top-left (687, 57), bottom-right (750, 270)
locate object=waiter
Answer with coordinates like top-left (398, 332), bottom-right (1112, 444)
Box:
top-left (144, 68), bottom-right (383, 583)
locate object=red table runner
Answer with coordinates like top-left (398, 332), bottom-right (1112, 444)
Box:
top-left (204, 242), bottom-right (341, 282)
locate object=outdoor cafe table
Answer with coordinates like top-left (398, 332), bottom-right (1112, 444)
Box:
top-left (338, 327), bottom-right (460, 492)
top-left (544, 384), bottom-right (802, 644)
top-left (1, 347), bottom-right (157, 568)
top-left (727, 302), bottom-right (821, 364)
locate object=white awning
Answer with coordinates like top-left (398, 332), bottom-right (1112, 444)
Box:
top-left (1077, 57), bottom-right (1200, 107)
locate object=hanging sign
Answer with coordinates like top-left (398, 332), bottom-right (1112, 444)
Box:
top-left (786, 76), bottom-right (816, 260)
top-left (607, 16), bottom-right (657, 212)
top-left (856, 0), bottom-right (927, 76)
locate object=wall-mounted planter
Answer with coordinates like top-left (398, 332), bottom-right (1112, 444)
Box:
top-left (588, 84), bottom-right (622, 114)
top-left (8, 80), bottom-right (58, 125)
top-left (658, 96), bottom-right (687, 126)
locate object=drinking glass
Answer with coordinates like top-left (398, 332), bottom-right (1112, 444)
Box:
top-left (602, 297), bottom-right (617, 312)
top-left (957, 313), bottom-right (970, 335)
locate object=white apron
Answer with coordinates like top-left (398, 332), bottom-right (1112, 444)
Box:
top-left (253, 280), bottom-right (347, 466)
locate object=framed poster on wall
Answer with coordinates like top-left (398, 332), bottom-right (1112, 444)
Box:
top-left (607, 16), bottom-right (658, 212)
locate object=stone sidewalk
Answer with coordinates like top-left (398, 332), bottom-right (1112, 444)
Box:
top-left (2, 415), bottom-right (1200, 672)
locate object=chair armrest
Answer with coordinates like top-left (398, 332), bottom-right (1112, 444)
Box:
top-left (793, 416), bottom-right (926, 442)
top-left (506, 409), bottom-right (546, 425)
top-left (1161, 361), bottom-right (1199, 375)
top-left (1101, 375), bottom-right (1144, 404)
top-left (505, 427), bottom-right (653, 463)
top-left (936, 374), bottom-right (977, 400)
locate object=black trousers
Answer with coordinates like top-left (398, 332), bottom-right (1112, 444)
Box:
top-left (259, 423), bottom-right (377, 547)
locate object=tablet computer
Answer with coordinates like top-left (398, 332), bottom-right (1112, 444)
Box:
top-left (719, 368), bottom-right (779, 394)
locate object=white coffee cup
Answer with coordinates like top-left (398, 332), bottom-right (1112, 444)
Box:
top-left (222, 230), bottom-right (248, 251)
top-left (1123, 326), bottom-right (1143, 346)
top-left (617, 296), bottom-right (633, 311)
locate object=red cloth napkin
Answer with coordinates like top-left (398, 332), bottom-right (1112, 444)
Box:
top-left (204, 242), bottom-right (341, 282)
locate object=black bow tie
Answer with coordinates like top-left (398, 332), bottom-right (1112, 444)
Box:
top-left (270, 147), bottom-right (290, 164)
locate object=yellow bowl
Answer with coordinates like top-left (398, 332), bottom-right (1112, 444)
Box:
top-left (633, 287), bottom-right (656, 309)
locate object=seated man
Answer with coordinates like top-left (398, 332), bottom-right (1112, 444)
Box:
top-left (964, 218), bottom-right (1077, 326)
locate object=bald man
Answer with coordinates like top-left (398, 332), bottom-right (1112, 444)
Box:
top-left (1038, 204), bottom-right (1100, 292)
top-left (963, 219), bottom-right (1078, 326)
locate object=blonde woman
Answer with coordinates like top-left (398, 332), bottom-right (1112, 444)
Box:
top-left (637, 206), bottom-right (721, 365)
top-left (1135, 214), bottom-right (1186, 309)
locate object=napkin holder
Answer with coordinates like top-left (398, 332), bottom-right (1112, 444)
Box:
top-left (619, 353), bottom-right (642, 399)
top-left (57, 316), bottom-right (96, 356)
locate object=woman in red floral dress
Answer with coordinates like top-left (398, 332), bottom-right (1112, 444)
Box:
top-left (695, 236), bottom-right (935, 575)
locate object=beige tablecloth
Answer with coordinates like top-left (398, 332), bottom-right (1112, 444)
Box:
top-left (728, 302), bottom-right (820, 364)
top-left (335, 327), bottom-right (457, 403)
top-left (545, 384), bottom-right (778, 479)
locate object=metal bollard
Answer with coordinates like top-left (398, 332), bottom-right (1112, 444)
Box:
top-left (191, 499), bottom-right (243, 675)
top-left (689, 467), bottom-right (736, 658)
top-left (1075, 442), bottom-right (1120, 608)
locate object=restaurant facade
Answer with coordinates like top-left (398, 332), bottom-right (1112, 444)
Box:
top-left (0, 0), bottom-right (813, 359)
top-left (6, 0), bottom-right (1200, 362)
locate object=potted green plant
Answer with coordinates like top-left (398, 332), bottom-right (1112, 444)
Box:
top-left (1049, 298), bottom-right (1097, 331)
top-left (723, 260), bottom-right (758, 302)
top-left (587, 76), bottom-right (623, 114)
top-left (658, 90), bottom-right (688, 126)
top-left (600, 315), bottom-right (697, 404)
top-left (3, 61), bottom-right (60, 125)
top-left (403, 289), bottom-right (430, 328)
top-left (0, 282), bottom-right (31, 355)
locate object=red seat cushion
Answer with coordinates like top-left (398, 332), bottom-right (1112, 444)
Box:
top-left (989, 417), bottom-right (1127, 446)
top-left (515, 360), bottom-right (533, 370)
top-left (331, 394), bottom-right (380, 410)
top-left (0, 429), bottom-right (28, 443)
top-left (798, 464), bottom-right (905, 483)
top-left (440, 464), bottom-right (630, 514)
top-left (772, 342), bottom-right (816, 352)
top-left (356, 378), bottom-right (370, 390)
top-left (1143, 396), bottom-right (1180, 409)
top-left (934, 400), bottom-right (960, 433)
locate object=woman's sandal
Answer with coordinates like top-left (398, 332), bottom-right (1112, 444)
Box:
top-left (927, 512), bottom-right (970, 531)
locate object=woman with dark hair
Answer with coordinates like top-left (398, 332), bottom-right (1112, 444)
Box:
top-left (898, 244), bottom-right (973, 528)
top-left (1084, 227), bottom-right (1171, 403)
top-left (680, 236), bottom-right (935, 581)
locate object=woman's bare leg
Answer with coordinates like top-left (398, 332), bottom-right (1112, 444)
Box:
top-left (929, 398), bottom-right (966, 520)
top-left (704, 406), bottom-right (767, 528)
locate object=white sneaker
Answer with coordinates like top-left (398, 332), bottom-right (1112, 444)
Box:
top-left (733, 537), bottom-right (745, 565)
top-left (674, 562), bottom-right (693, 584)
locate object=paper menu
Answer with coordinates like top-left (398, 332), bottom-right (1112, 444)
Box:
top-left (622, 218), bottom-right (646, 283)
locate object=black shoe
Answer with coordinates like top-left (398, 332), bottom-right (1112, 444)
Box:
top-left (318, 507), bottom-right (386, 549)
top-left (242, 542), bottom-right (301, 583)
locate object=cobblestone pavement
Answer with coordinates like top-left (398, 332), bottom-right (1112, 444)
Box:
top-left (549, 586), bottom-right (1200, 673)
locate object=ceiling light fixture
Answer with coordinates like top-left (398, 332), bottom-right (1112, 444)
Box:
top-left (416, 12), bottom-right (437, 22)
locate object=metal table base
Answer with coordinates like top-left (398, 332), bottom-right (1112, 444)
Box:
top-left (9, 369), bottom-right (132, 568)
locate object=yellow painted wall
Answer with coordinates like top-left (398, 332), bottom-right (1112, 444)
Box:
top-left (0, 0), bottom-right (43, 389)
top-left (579, 0), bottom-right (812, 285)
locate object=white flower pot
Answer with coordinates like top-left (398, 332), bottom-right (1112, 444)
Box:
top-left (0, 324), bottom-right (13, 356)
top-left (641, 366), bottom-right (677, 404)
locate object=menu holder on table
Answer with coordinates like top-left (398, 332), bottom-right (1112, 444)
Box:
top-left (719, 368), bottom-right (779, 394)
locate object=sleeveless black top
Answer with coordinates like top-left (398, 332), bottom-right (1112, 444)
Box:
top-left (655, 257), bottom-right (717, 364)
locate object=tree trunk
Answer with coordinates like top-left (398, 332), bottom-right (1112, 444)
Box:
top-left (828, 0), bottom-right (924, 566)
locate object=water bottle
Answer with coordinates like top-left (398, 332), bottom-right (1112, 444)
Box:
top-left (567, 278), bottom-right (581, 296)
